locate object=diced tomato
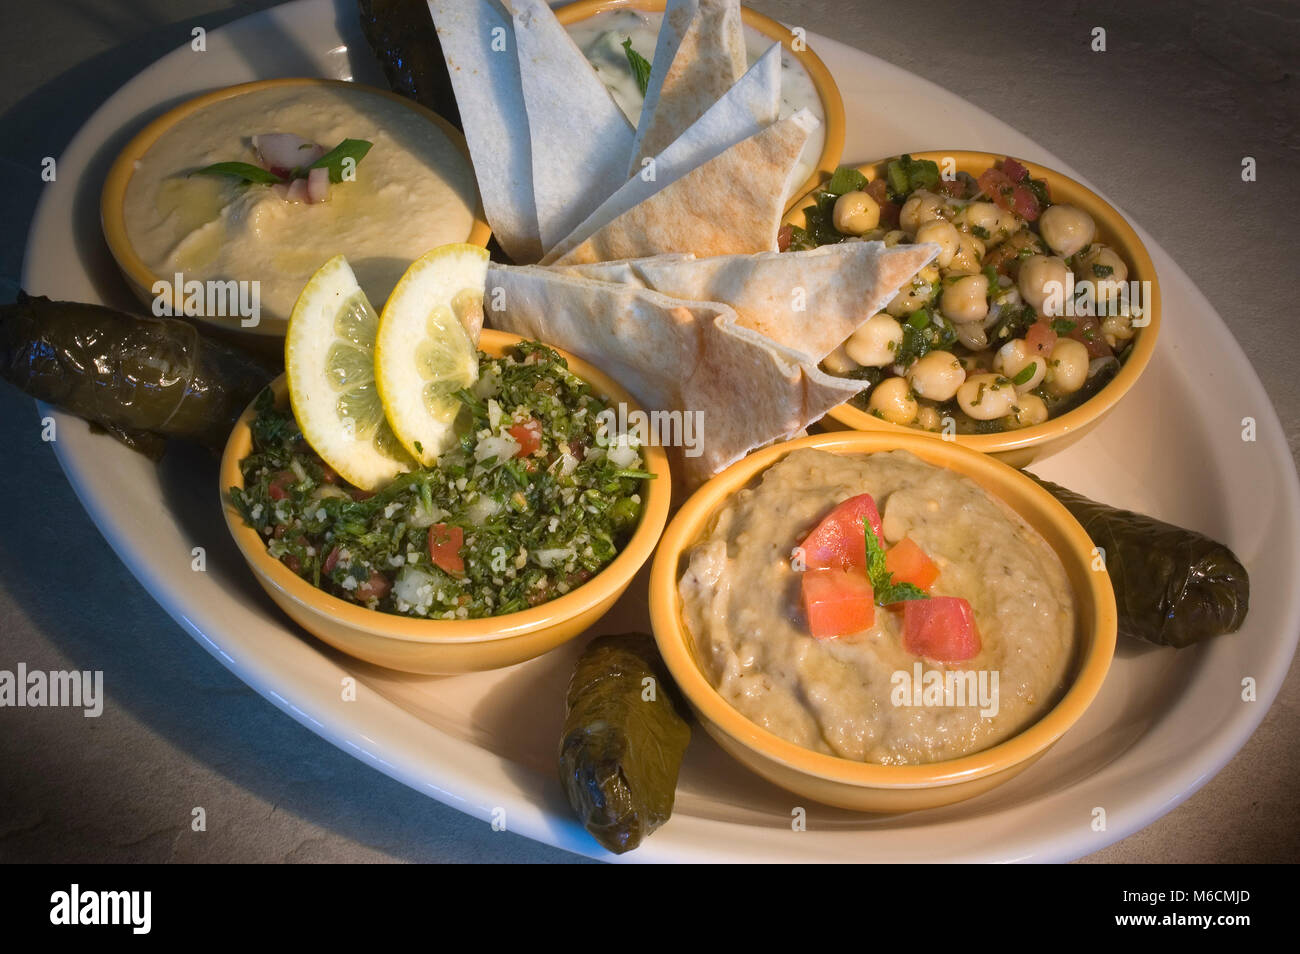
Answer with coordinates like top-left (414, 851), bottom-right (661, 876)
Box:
top-left (319, 463), bottom-right (339, 484)
top-left (349, 487), bottom-right (375, 502)
top-left (1066, 315), bottom-right (1114, 358)
top-left (802, 568), bottom-right (875, 639)
top-left (428, 523), bottom-right (465, 575)
top-left (884, 537), bottom-right (940, 592)
top-left (902, 597), bottom-right (981, 662)
top-left (1010, 183), bottom-right (1041, 222)
top-left (977, 168), bottom-right (1014, 209)
top-left (322, 546), bottom-right (340, 574)
top-left (352, 570), bottom-right (391, 604)
top-left (1025, 318), bottom-right (1058, 357)
top-left (799, 494), bottom-right (884, 571)
top-left (268, 470), bottom-right (296, 501)
top-left (864, 178), bottom-right (900, 228)
top-left (777, 224), bottom-right (793, 252)
top-left (280, 552), bottom-right (302, 574)
top-left (1000, 157), bottom-right (1030, 183)
top-left (937, 177), bottom-right (967, 199)
top-left (508, 418), bottom-right (543, 457)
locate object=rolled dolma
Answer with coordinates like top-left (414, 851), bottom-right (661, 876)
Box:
top-left (358, 0), bottom-right (461, 130)
top-left (559, 633), bottom-right (691, 854)
top-left (1031, 476), bottom-right (1250, 648)
top-left (0, 293), bottom-right (274, 455)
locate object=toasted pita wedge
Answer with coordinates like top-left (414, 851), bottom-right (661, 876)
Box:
top-left (540, 43), bottom-right (782, 265)
top-left (557, 241), bottom-right (939, 361)
top-left (630, 0), bottom-right (747, 173)
top-left (505, 0), bottom-right (635, 253)
top-left (552, 109), bottom-right (817, 266)
top-left (484, 263), bottom-right (862, 485)
top-left (428, 0), bottom-right (541, 263)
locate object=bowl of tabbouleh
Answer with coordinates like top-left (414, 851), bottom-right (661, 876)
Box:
top-left (221, 329), bottom-right (670, 674)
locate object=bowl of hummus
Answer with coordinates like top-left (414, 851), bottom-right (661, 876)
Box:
top-left (647, 430), bottom-right (1116, 812)
top-left (555, 0), bottom-right (845, 208)
top-left (102, 78), bottom-right (490, 346)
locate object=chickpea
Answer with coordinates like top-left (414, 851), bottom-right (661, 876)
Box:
top-left (882, 229), bottom-right (908, 247)
top-left (833, 190), bottom-right (881, 235)
top-left (1018, 254), bottom-right (1070, 314)
top-left (1045, 338), bottom-right (1090, 395)
top-left (845, 313), bottom-right (903, 367)
top-left (914, 219), bottom-right (961, 268)
top-left (941, 274), bottom-right (989, 323)
top-left (1074, 244), bottom-right (1129, 303)
top-left (957, 202), bottom-right (1020, 244)
top-left (993, 338), bottom-right (1047, 392)
top-left (821, 342), bottom-right (859, 376)
top-left (956, 373), bottom-right (1018, 421)
top-left (915, 406), bottom-right (943, 431)
top-left (918, 263), bottom-right (941, 284)
top-left (1101, 312), bottom-right (1135, 347)
top-left (885, 279), bottom-right (935, 318)
top-left (868, 376), bottom-right (918, 425)
top-left (906, 350), bottom-right (966, 401)
top-left (946, 232), bottom-right (986, 275)
top-left (1039, 204), bottom-right (1095, 257)
top-left (899, 191), bottom-right (947, 235)
top-left (1007, 393), bottom-right (1049, 428)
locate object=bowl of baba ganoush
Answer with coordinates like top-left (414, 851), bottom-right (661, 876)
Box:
top-left (102, 78), bottom-right (490, 345)
top-left (647, 430), bottom-right (1116, 812)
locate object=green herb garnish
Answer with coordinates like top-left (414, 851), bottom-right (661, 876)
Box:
top-left (1051, 318), bottom-right (1077, 334)
top-left (885, 154), bottom-right (941, 200)
top-left (1011, 362), bottom-right (1038, 386)
top-left (1092, 263), bottom-right (1114, 278)
top-left (310, 138), bottom-right (374, 183)
top-left (622, 37), bottom-right (652, 97)
top-left (863, 518), bottom-right (928, 605)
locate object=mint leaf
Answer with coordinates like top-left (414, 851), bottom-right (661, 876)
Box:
top-left (863, 517), bottom-right (930, 606)
top-left (191, 161), bottom-right (284, 184)
top-left (622, 37), bottom-right (652, 97)
top-left (309, 138), bottom-right (374, 183)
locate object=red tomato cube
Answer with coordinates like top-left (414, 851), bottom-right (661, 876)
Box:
top-left (884, 537), bottom-right (940, 592)
top-left (428, 523), bottom-right (465, 575)
top-left (902, 597), bottom-right (981, 662)
top-left (799, 494), bottom-right (884, 571)
top-left (802, 568), bottom-right (875, 639)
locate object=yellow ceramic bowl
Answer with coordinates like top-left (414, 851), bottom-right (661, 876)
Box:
top-left (784, 151), bottom-right (1161, 468)
top-left (101, 78), bottom-right (492, 349)
top-left (648, 430), bottom-right (1116, 812)
top-left (221, 330), bottom-right (670, 674)
top-left (554, 0), bottom-right (845, 209)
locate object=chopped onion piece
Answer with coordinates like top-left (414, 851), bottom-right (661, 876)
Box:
top-left (306, 166), bottom-right (330, 203)
top-left (252, 133), bottom-right (325, 173)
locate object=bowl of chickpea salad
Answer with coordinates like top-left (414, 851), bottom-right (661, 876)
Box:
top-left (220, 331), bottom-right (671, 674)
top-left (780, 151), bottom-right (1161, 467)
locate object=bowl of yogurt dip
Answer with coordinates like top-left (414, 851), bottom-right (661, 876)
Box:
top-left (102, 79), bottom-right (490, 344)
top-left (647, 430), bottom-right (1116, 812)
top-left (555, 0), bottom-right (845, 208)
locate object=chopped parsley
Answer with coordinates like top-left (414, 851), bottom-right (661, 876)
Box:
top-left (230, 342), bottom-right (649, 619)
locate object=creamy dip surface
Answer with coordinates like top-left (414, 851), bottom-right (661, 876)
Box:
top-left (123, 84), bottom-right (478, 325)
top-left (679, 449), bottom-right (1077, 764)
top-left (567, 8), bottom-right (827, 192)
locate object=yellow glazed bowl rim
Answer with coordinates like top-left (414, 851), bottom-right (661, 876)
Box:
top-left (783, 150), bottom-right (1162, 456)
top-left (554, 0), bottom-right (846, 209)
top-left (221, 329), bottom-right (671, 646)
top-left (101, 77), bottom-right (493, 337)
top-left (648, 430), bottom-right (1117, 788)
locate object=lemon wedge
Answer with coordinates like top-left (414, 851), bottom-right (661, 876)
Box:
top-left (375, 244), bottom-right (487, 467)
top-left (285, 255), bottom-right (413, 490)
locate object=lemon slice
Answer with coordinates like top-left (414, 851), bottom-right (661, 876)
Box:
top-left (375, 244), bottom-right (487, 467)
top-left (285, 255), bottom-right (413, 490)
